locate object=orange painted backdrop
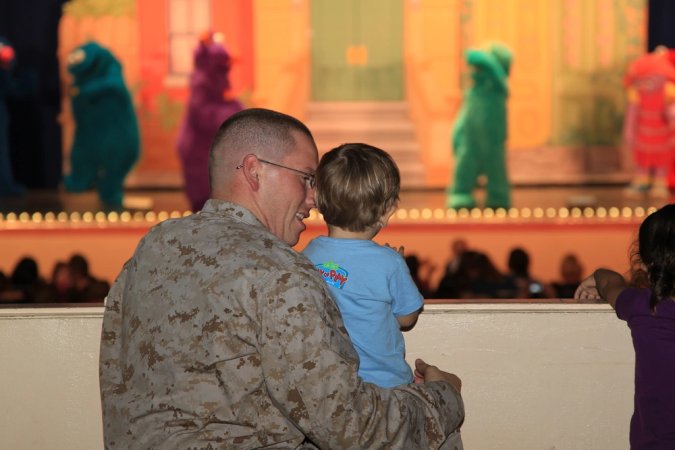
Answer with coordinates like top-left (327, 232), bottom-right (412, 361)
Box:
top-left (59, 0), bottom-right (254, 187)
top-left (134, 0), bottom-right (254, 182)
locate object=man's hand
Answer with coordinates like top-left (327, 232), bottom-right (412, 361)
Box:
top-left (414, 359), bottom-right (462, 393)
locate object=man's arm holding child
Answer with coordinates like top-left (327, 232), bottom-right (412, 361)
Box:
top-left (260, 269), bottom-right (464, 449)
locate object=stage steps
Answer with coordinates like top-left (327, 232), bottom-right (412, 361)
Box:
top-left (305, 102), bottom-right (425, 188)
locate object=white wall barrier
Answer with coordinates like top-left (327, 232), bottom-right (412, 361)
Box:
top-left (0, 304), bottom-right (633, 450)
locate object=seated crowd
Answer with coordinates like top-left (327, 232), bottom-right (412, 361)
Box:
top-left (406, 239), bottom-right (586, 300)
top-left (2, 243), bottom-right (582, 303)
top-left (0, 254), bottom-right (110, 304)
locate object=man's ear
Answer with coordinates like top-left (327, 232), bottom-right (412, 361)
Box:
top-left (239, 154), bottom-right (261, 191)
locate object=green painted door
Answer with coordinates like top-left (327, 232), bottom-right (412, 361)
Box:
top-left (311, 0), bottom-right (403, 101)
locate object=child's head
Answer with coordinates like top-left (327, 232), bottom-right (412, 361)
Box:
top-left (635, 204), bottom-right (675, 302)
top-left (316, 143), bottom-right (400, 232)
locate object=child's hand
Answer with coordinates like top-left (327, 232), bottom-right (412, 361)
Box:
top-left (574, 274), bottom-right (601, 301)
top-left (384, 243), bottom-right (404, 255)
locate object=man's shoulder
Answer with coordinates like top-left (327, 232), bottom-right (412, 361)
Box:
top-left (130, 211), bottom-right (318, 285)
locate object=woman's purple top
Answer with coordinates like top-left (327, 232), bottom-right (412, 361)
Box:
top-left (616, 287), bottom-right (675, 449)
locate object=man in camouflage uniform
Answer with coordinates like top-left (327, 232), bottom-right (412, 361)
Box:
top-left (99, 108), bottom-right (464, 449)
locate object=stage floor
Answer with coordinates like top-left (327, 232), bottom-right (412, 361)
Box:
top-left (0, 184), bottom-right (669, 214)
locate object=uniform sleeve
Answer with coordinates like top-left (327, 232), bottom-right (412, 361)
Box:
top-left (257, 268), bottom-right (463, 449)
top-left (99, 261), bottom-right (133, 445)
top-left (389, 254), bottom-right (424, 317)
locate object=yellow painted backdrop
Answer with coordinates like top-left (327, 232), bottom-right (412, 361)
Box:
top-left (253, 0), bottom-right (645, 187)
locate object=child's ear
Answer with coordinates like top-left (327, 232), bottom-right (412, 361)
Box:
top-left (379, 205), bottom-right (398, 227)
top-left (386, 205), bottom-right (397, 220)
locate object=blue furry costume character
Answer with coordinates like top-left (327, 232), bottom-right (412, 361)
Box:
top-left (177, 32), bottom-right (243, 211)
top-left (64, 41), bottom-right (139, 208)
top-left (448, 43), bottom-right (512, 209)
top-left (0, 38), bottom-right (26, 196)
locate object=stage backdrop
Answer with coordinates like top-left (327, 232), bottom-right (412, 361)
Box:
top-left (56, 0), bottom-right (646, 189)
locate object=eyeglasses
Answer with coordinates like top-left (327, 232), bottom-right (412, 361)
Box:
top-left (236, 158), bottom-right (316, 189)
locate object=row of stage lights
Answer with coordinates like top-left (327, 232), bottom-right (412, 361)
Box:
top-left (0, 210), bottom-right (192, 226)
top-left (390, 205), bottom-right (657, 221)
top-left (0, 206), bottom-right (657, 228)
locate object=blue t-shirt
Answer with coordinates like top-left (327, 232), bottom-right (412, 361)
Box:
top-left (303, 236), bottom-right (423, 388)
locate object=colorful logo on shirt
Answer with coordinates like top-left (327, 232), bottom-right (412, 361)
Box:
top-left (316, 261), bottom-right (349, 289)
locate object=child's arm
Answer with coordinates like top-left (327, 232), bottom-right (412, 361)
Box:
top-left (397, 307), bottom-right (422, 331)
top-left (390, 249), bottom-right (424, 331)
top-left (574, 268), bottom-right (627, 309)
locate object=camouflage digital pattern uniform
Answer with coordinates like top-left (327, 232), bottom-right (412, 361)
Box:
top-left (100, 200), bottom-right (464, 449)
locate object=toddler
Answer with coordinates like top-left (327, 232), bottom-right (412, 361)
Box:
top-left (303, 143), bottom-right (423, 388)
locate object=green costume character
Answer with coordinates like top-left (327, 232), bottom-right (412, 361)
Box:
top-left (64, 41), bottom-right (139, 209)
top-left (448, 43), bottom-right (512, 209)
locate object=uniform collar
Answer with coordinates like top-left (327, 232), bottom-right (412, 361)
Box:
top-left (201, 199), bottom-right (264, 229)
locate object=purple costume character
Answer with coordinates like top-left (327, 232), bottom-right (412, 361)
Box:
top-left (177, 32), bottom-right (244, 212)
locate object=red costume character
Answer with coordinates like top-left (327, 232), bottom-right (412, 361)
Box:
top-left (623, 48), bottom-right (675, 198)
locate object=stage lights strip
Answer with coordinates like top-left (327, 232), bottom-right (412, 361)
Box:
top-left (0, 210), bottom-right (192, 229)
top-left (0, 206), bottom-right (657, 228)
top-left (308, 206), bottom-right (656, 223)
top-left (389, 205), bottom-right (656, 222)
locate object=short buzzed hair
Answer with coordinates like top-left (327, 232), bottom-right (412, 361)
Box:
top-left (316, 143), bottom-right (400, 232)
top-left (208, 108), bottom-right (314, 188)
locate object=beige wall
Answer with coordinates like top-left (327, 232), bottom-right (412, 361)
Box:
top-left (0, 308), bottom-right (104, 450)
top-left (409, 304), bottom-right (633, 449)
top-left (0, 304), bottom-right (632, 450)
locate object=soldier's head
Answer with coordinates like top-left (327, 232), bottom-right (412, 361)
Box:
top-left (209, 108), bottom-right (319, 246)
